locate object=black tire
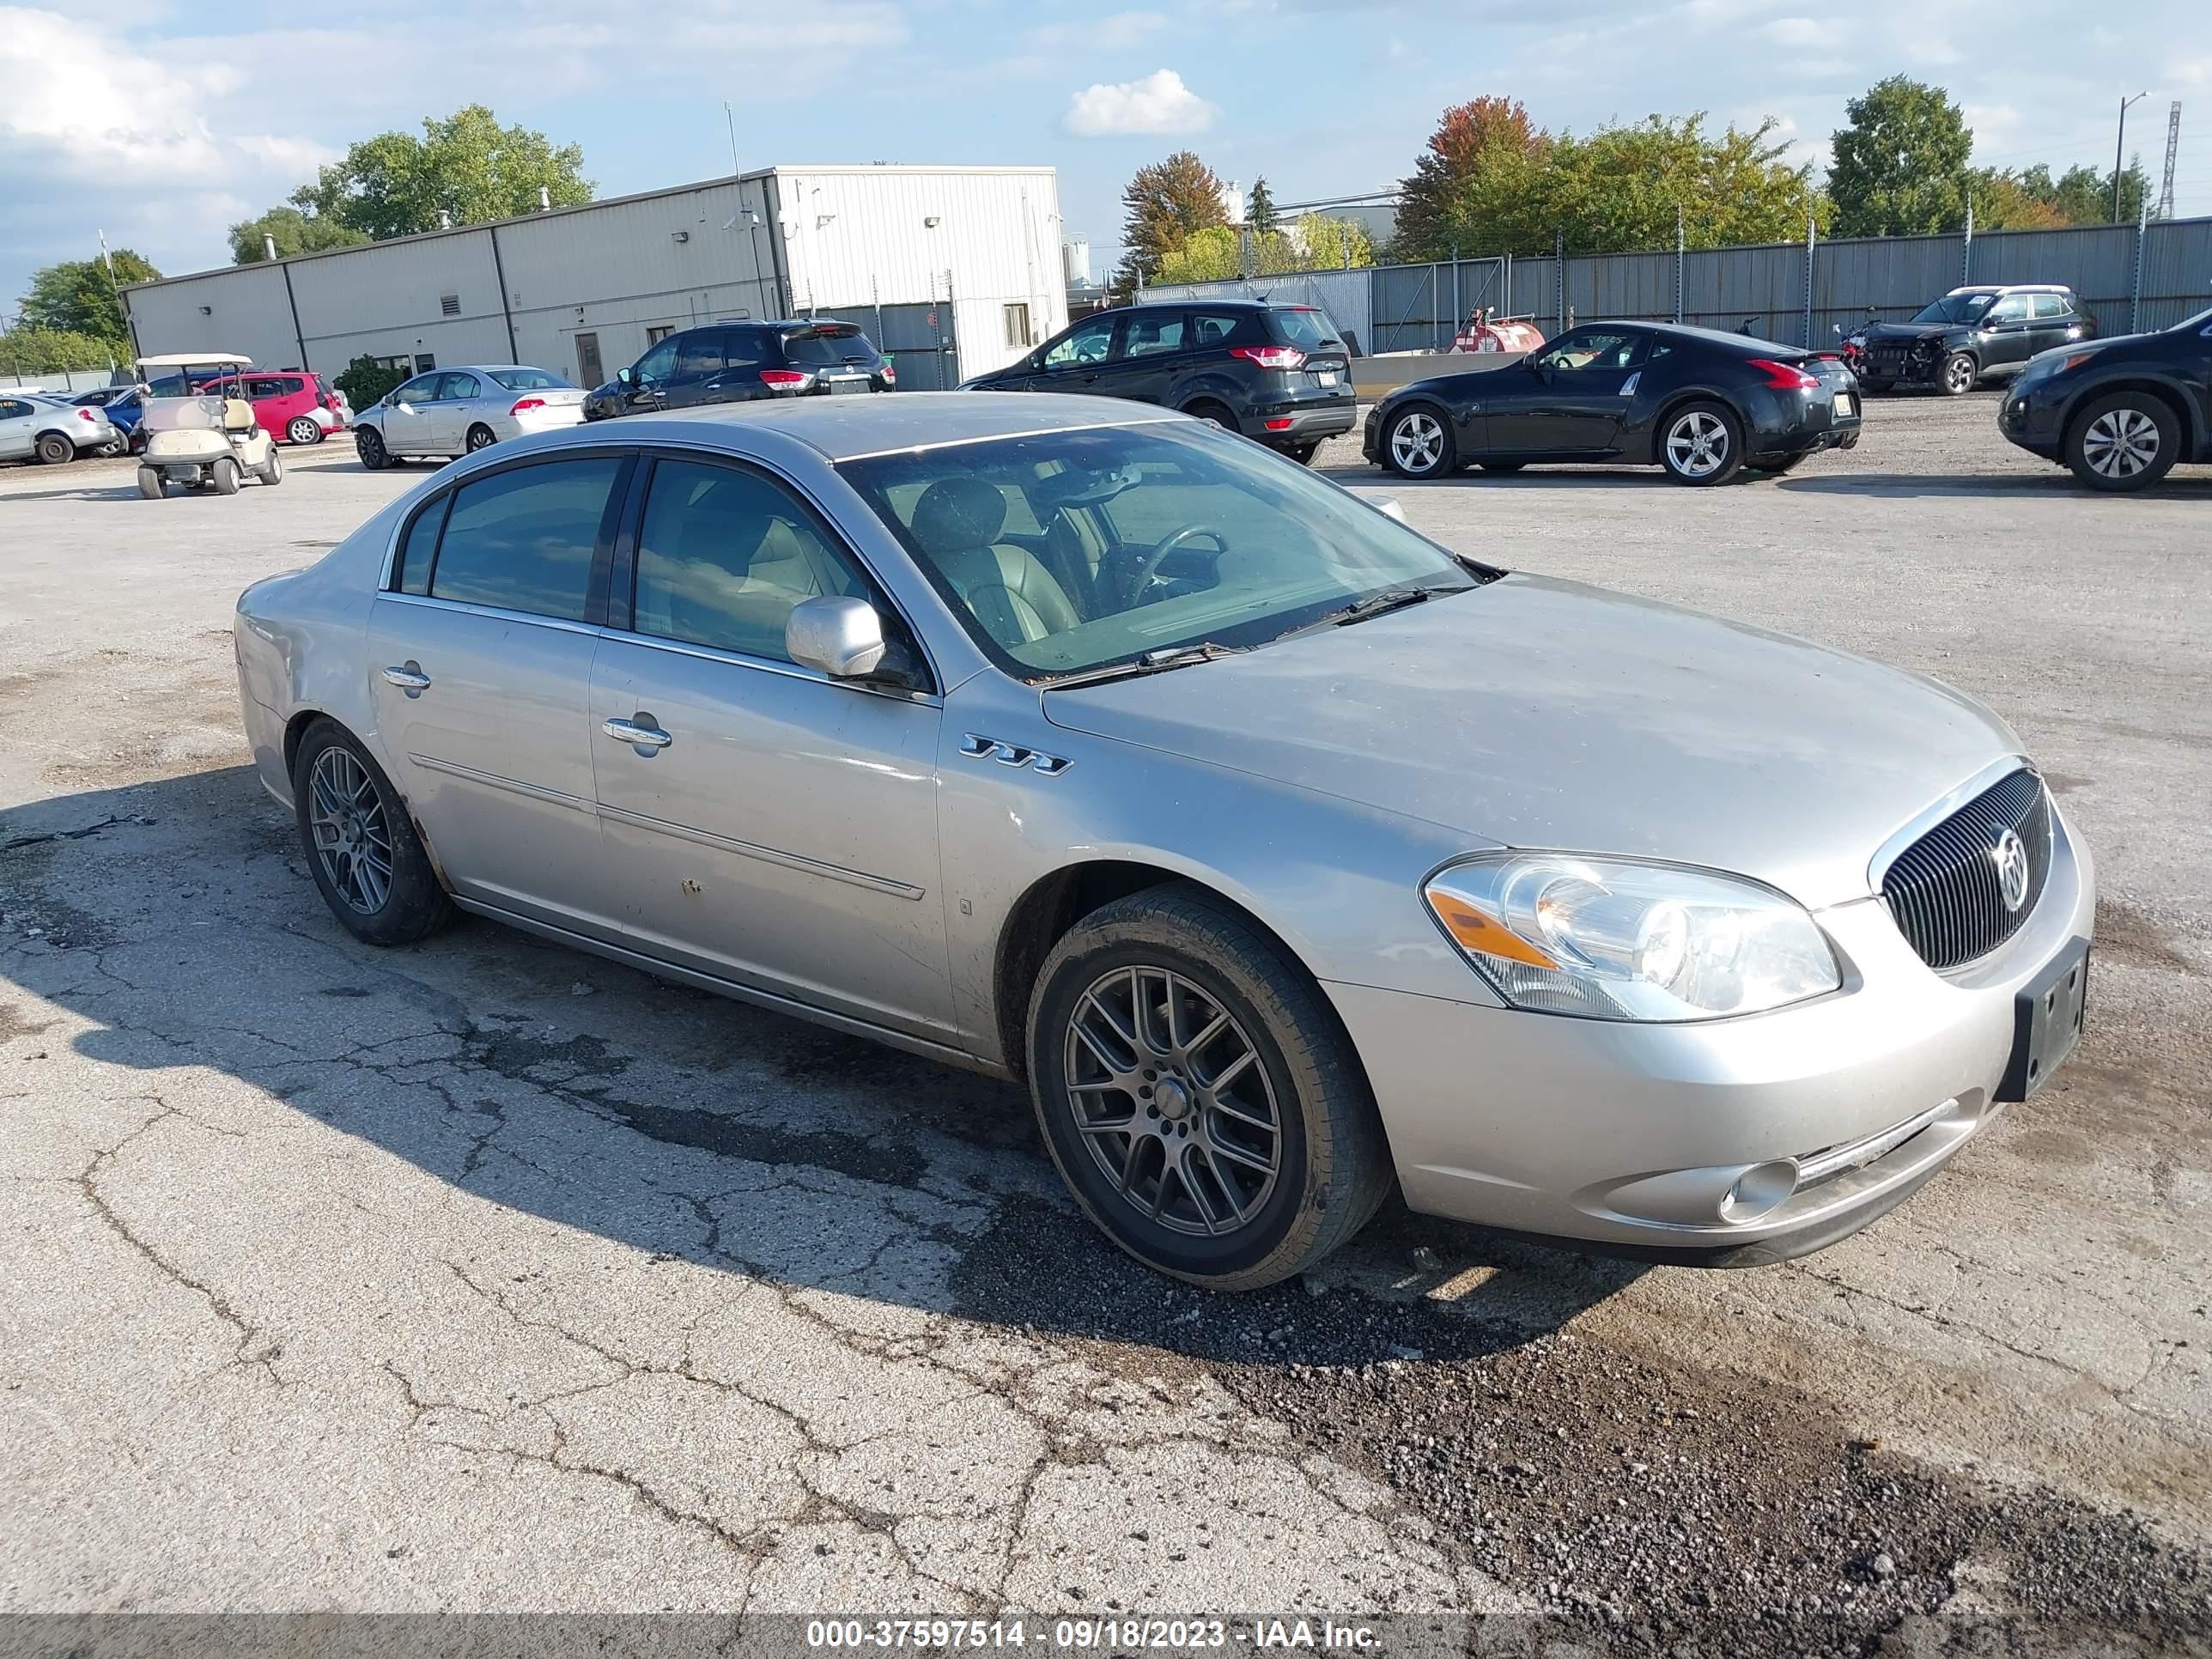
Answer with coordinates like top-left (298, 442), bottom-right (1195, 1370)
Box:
top-left (1478, 460), bottom-right (1525, 474)
top-left (1381, 404), bottom-right (1455, 479)
top-left (356, 427), bottom-right (389, 471)
top-left (1184, 398), bottom-right (1237, 432)
top-left (1656, 400), bottom-right (1746, 486)
top-left (2064, 391), bottom-right (2181, 493)
top-left (212, 458), bottom-right (241, 495)
top-left (1278, 441), bottom-right (1320, 465)
top-left (34, 432), bottom-right (73, 465)
top-left (290, 720), bottom-right (455, 946)
top-left (258, 450), bottom-right (284, 486)
top-left (1859, 378), bottom-right (1893, 395)
top-left (465, 422), bottom-right (497, 453)
top-left (286, 416), bottom-right (324, 445)
top-left (1026, 884), bottom-right (1391, 1291)
top-left (1939, 351), bottom-right (1978, 396)
top-left (1759, 451), bottom-right (1812, 475)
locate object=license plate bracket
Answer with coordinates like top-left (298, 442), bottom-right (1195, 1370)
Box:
top-left (1833, 392), bottom-right (1854, 418)
top-left (1997, 937), bottom-right (2089, 1102)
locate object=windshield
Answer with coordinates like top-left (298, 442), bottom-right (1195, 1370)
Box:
top-left (838, 422), bottom-right (1490, 679)
top-left (487, 367), bottom-right (574, 391)
top-left (784, 326), bottom-right (880, 367)
top-left (2173, 305), bottom-right (2212, 333)
top-left (1911, 293), bottom-right (1995, 325)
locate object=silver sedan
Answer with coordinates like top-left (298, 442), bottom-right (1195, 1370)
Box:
top-left (234, 394), bottom-right (2095, 1289)
top-left (351, 365), bottom-right (585, 468)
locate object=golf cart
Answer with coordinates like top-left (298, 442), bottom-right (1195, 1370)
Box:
top-left (134, 352), bottom-right (283, 498)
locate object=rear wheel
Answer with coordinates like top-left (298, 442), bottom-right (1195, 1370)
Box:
top-left (34, 433), bottom-right (73, 465)
top-left (2065, 392), bottom-right (2180, 492)
top-left (285, 416), bottom-right (323, 445)
top-left (1280, 441), bottom-right (1320, 465)
top-left (465, 422), bottom-right (497, 453)
top-left (212, 458), bottom-right (241, 495)
top-left (291, 720), bottom-right (456, 945)
top-left (1382, 405), bottom-right (1455, 479)
top-left (1026, 886), bottom-right (1391, 1291)
top-left (356, 427), bottom-right (389, 471)
top-left (137, 467), bottom-right (165, 500)
top-left (1185, 398), bottom-right (1237, 432)
top-left (1658, 402), bottom-right (1745, 486)
top-left (1940, 352), bottom-right (1978, 396)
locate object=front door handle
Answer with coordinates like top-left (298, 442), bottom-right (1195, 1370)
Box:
top-left (381, 662), bottom-right (431, 695)
top-left (602, 714), bottom-right (673, 751)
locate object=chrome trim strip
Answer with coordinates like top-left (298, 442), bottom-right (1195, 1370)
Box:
top-left (407, 754), bottom-right (597, 813)
top-left (375, 591), bottom-right (605, 637)
top-left (597, 627), bottom-right (943, 706)
top-left (598, 804), bottom-right (925, 900)
top-left (1796, 1097), bottom-right (1956, 1187)
top-left (958, 732), bottom-right (1072, 775)
top-left (1865, 753), bottom-right (2036, 890)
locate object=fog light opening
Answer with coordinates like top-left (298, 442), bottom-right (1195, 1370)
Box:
top-left (1719, 1160), bottom-right (1797, 1224)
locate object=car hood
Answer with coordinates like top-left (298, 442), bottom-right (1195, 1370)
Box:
top-left (1861, 322), bottom-right (1954, 344)
top-left (1041, 574), bottom-right (2023, 910)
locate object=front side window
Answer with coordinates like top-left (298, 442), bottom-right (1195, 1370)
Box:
top-left (244, 379), bottom-right (284, 399)
top-left (839, 422), bottom-right (1486, 677)
top-left (631, 459), bottom-right (867, 662)
top-left (632, 337), bottom-right (680, 384)
top-left (1986, 295), bottom-right (2032, 324)
top-left (1043, 313), bottom-right (1117, 369)
top-left (393, 374), bottom-right (441, 404)
top-left (1121, 313), bottom-right (1186, 357)
top-left (671, 332), bottom-right (725, 380)
top-left (1533, 329), bottom-right (1643, 372)
top-left (427, 457), bottom-right (624, 621)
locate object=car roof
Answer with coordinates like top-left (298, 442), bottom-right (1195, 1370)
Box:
top-left (1946, 283), bottom-right (2071, 295)
top-left (424, 365), bottom-right (568, 376)
top-left (620, 391), bottom-right (1180, 462)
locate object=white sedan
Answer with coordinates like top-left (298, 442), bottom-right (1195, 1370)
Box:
top-left (352, 366), bottom-right (586, 468)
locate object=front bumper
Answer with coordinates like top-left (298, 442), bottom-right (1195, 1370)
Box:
top-left (2000, 383), bottom-right (2066, 459)
top-left (1327, 803), bottom-right (2094, 1262)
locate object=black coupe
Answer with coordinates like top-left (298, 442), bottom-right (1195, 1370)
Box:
top-left (1364, 321), bottom-right (1861, 486)
top-left (1999, 304), bottom-right (2212, 491)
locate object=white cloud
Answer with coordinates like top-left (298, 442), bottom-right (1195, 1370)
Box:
top-left (1063, 69), bottom-right (1218, 137)
top-left (1757, 16), bottom-right (1841, 47)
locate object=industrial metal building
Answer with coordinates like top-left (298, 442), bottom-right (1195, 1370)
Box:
top-left (120, 164), bottom-right (1068, 393)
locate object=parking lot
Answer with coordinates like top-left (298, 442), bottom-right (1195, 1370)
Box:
top-left (2, 396), bottom-right (2208, 1649)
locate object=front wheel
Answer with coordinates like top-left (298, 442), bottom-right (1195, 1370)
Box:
top-left (1940, 352), bottom-right (1978, 396)
top-left (2065, 392), bottom-right (2180, 492)
top-left (291, 720), bottom-right (456, 945)
top-left (1658, 402), bottom-right (1745, 486)
top-left (286, 416), bottom-right (324, 445)
top-left (137, 467), bottom-right (165, 500)
top-left (465, 422), bottom-right (497, 453)
top-left (258, 450), bottom-right (284, 486)
top-left (356, 428), bottom-right (389, 470)
top-left (34, 433), bottom-right (73, 465)
top-left (1026, 886), bottom-right (1391, 1290)
top-left (1382, 405), bottom-right (1455, 479)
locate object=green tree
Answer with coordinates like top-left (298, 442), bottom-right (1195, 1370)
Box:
top-left (0, 326), bottom-right (119, 375)
top-left (1828, 76), bottom-right (1973, 237)
top-left (290, 105), bottom-right (592, 241)
top-left (20, 250), bottom-right (161, 348)
top-left (332, 354), bottom-right (410, 411)
top-left (1118, 150), bottom-right (1228, 286)
top-left (1283, 212), bottom-right (1375, 271)
top-left (1392, 96), bottom-right (1544, 259)
top-left (1153, 225), bottom-right (1243, 284)
top-left (228, 205), bottom-right (372, 264)
top-left (1247, 177), bottom-right (1279, 235)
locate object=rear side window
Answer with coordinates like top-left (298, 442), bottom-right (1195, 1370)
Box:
top-left (395, 495), bottom-right (447, 596)
top-left (782, 327), bottom-right (880, 368)
top-left (1189, 311), bottom-right (1252, 348)
top-left (486, 368), bottom-right (574, 391)
top-left (426, 458), bottom-right (624, 621)
top-left (1121, 313), bottom-right (1186, 357)
top-left (1267, 309), bottom-right (1340, 350)
top-left (2031, 294), bottom-right (2070, 319)
top-left (723, 330), bottom-right (766, 369)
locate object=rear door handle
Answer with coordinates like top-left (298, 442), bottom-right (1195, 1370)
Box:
top-left (602, 714), bottom-right (673, 751)
top-left (381, 662), bottom-right (431, 694)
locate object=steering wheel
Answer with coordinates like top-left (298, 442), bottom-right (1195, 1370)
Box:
top-left (1122, 523), bottom-right (1227, 605)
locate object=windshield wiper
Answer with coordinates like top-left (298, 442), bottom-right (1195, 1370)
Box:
top-left (1273, 584), bottom-right (1459, 642)
top-left (1038, 641), bottom-right (1244, 690)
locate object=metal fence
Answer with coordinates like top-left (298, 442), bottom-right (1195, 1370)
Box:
top-left (1140, 216), bottom-right (2212, 351)
top-left (0, 367), bottom-right (126, 393)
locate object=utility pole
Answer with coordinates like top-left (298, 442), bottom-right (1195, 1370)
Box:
top-left (723, 101), bottom-right (741, 178)
top-left (1674, 204), bottom-right (1684, 325)
top-left (2155, 100), bottom-right (2182, 220)
top-left (2113, 91), bottom-right (2147, 223)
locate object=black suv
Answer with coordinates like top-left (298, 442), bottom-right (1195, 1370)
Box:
top-left (963, 301), bottom-right (1355, 462)
top-left (584, 319), bottom-right (892, 421)
top-left (1849, 285), bottom-right (2095, 396)
top-left (2000, 302), bottom-right (2212, 491)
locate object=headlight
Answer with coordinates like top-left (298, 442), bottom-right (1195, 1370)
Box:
top-left (1847, 333), bottom-right (1866, 347)
top-left (1422, 855), bottom-right (1841, 1022)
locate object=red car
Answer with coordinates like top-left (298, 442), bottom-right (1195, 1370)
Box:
top-left (194, 369), bottom-right (351, 446)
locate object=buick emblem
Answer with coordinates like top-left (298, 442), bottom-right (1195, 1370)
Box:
top-left (1992, 828), bottom-right (2031, 913)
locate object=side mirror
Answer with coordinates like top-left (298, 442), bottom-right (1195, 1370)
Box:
top-left (787, 595), bottom-right (890, 680)
top-left (1832, 323), bottom-right (1844, 337)
top-left (1030, 349), bottom-right (1045, 370)
top-left (617, 366), bottom-right (634, 385)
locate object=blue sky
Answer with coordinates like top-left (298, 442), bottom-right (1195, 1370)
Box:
top-left (4, 0), bottom-right (2209, 320)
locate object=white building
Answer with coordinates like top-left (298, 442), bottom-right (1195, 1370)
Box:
top-left (120, 165), bottom-right (1067, 392)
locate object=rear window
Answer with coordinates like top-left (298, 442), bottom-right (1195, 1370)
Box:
top-left (782, 327), bottom-right (881, 368)
top-left (1267, 308), bottom-right (1340, 350)
top-left (485, 368), bottom-right (575, 392)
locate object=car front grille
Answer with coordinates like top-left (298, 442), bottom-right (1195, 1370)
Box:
top-left (1880, 769), bottom-right (2052, 969)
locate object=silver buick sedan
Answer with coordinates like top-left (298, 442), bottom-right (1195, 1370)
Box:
top-left (234, 394), bottom-right (2094, 1289)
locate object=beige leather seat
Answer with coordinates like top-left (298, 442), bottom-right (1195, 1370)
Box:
top-left (907, 477), bottom-right (1079, 647)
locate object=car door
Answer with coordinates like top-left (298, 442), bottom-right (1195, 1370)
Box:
top-left (0, 397), bottom-right (35, 460)
top-left (1979, 293), bottom-right (2036, 373)
top-left (434, 372), bottom-right (483, 447)
top-left (381, 373), bottom-right (443, 455)
top-left (588, 453), bottom-right (953, 1042)
top-left (2027, 294), bottom-right (2082, 358)
top-left (365, 452), bottom-right (632, 939)
top-left (616, 335), bottom-right (682, 414)
top-left (1035, 312), bottom-right (1123, 396)
top-left (1484, 328), bottom-right (1647, 456)
top-left (1103, 310), bottom-right (1189, 404)
top-left (702, 327), bottom-right (767, 403)
top-left (653, 331), bottom-right (726, 410)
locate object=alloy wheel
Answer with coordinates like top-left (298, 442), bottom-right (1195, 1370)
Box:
top-left (1062, 964), bottom-right (1282, 1238)
top-left (1665, 410), bottom-right (1729, 477)
top-left (2081, 408), bottom-right (2161, 480)
top-left (287, 416), bottom-right (320, 445)
top-left (467, 425), bottom-right (495, 452)
top-left (1389, 411), bottom-right (1444, 474)
top-left (1945, 356), bottom-right (1975, 394)
top-left (308, 747), bottom-right (393, 915)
